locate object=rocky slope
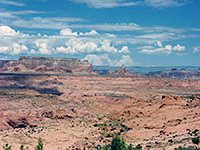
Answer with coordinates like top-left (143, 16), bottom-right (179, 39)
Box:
top-left (0, 56), bottom-right (93, 74)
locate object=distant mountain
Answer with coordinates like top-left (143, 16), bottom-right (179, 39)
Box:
top-left (145, 68), bottom-right (200, 79)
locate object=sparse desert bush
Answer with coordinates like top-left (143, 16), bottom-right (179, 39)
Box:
top-left (3, 143), bottom-right (12, 150)
top-left (192, 129), bottom-right (199, 136)
top-left (35, 137), bottom-right (43, 150)
top-left (106, 133), bottom-right (112, 138)
top-left (135, 144), bottom-right (142, 150)
top-left (192, 136), bottom-right (199, 145)
top-left (146, 144), bottom-right (151, 148)
top-left (20, 144), bottom-right (29, 150)
top-left (168, 139), bottom-right (174, 143)
top-left (102, 134), bottom-right (142, 150)
top-left (174, 146), bottom-right (197, 150)
top-left (94, 123), bottom-right (99, 127)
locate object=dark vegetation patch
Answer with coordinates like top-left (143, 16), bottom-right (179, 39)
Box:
top-left (0, 85), bottom-right (63, 96)
top-left (104, 93), bottom-right (131, 98)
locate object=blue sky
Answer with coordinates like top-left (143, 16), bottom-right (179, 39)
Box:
top-left (0, 0), bottom-right (200, 66)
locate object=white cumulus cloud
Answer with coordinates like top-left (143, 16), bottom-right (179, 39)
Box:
top-left (0, 26), bottom-right (19, 37)
top-left (116, 55), bottom-right (134, 66)
top-left (0, 43), bottom-right (28, 55)
top-left (173, 44), bottom-right (185, 51)
top-left (156, 41), bottom-right (163, 47)
top-left (119, 46), bottom-right (129, 53)
top-left (79, 30), bottom-right (99, 36)
top-left (29, 49), bottom-right (37, 55)
top-left (83, 54), bottom-right (103, 66)
top-left (139, 41), bottom-right (185, 55)
top-left (55, 38), bottom-right (129, 54)
top-left (83, 54), bottom-right (134, 66)
top-left (11, 43), bottom-right (28, 55)
top-left (0, 46), bottom-right (11, 54)
top-left (35, 39), bottom-right (52, 55)
top-left (0, 26), bottom-right (30, 55)
top-left (60, 28), bottom-right (78, 36)
top-left (55, 46), bottom-right (77, 55)
top-left (55, 38), bottom-right (98, 54)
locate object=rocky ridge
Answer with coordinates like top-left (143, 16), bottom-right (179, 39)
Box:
top-left (145, 68), bottom-right (200, 79)
top-left (0, 56), bottom-right (93, 74)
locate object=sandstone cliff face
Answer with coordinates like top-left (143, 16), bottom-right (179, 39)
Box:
top-left (0, 56), bottom-right (93, 74)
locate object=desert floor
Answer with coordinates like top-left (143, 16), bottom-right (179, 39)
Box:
top-left (0, 75), bottom-right (199, 149)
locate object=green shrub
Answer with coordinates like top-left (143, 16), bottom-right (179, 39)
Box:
top-left (135, 144), bottom-right (142, 150)
top-left (192, 137), bottom-right (199, 145)
top-left (20, 144), bottom-right (29, 150)
top-left (94, 124), bottom-right (99, 127)
top-left (110, 134), bottom-right (126, 150)
top-left (168, 139), bottom-right (173, 143)
top-left (106, 134), bottom-right (112, 138)
top-left (3, 144), bottom-right (12, 150)
top-left (35, 137), bottom-right (43, 150)
top-left (174, 146), bottom-right (197, 150)
top-left (127, 144), bottom-right (133, 150)
top-left (103, 144), bottom-right (111, 150)
top-left (146, 145), bottom-right (151, 148)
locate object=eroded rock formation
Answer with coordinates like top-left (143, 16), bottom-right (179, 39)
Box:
top-left (114, 65), bottom-right (132, 75)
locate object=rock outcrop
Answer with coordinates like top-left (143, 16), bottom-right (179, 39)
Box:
top-left (158, 95), bottom-right (186, 108)
top-left (41, 110), bottom-right (75, 119)
top-left (0, 56), bottom-right (93, 74)
top-left (7, 118), bottom-right (30, 129)
top-left (114, 65), bottom-right (132, 75)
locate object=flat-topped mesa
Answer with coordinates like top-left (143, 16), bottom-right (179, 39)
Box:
top-left (18, 56), bottom-right (54, 69)
top-left (0, 56), bottom-right (93, 74)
